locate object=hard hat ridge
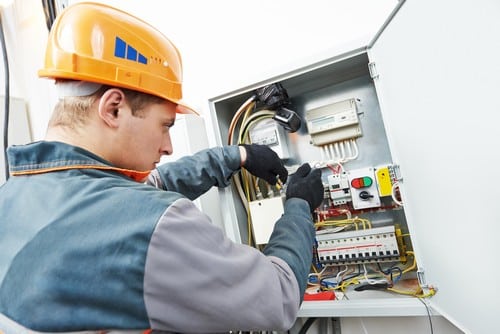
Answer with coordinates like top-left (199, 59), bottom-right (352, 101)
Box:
top-left (39, 2), bottom-right (196, 114)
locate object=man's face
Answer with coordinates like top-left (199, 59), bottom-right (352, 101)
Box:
top-left (118, 100), bottom-right (177, 171)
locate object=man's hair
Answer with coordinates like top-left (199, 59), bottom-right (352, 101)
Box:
top-left (49, 85), bottom-right (166, 128)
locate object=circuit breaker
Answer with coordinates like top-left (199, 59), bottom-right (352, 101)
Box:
top-left (327, 173), bottom-right (350, 205)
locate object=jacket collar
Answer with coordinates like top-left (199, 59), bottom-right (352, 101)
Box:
top-left (7, 141), bottom-right (150, 182)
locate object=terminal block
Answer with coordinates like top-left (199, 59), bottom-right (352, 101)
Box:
top-left (316, 225), bottom-right (405, 265)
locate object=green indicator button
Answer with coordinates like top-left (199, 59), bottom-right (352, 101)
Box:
top-left (362, 177), bottom-right (372, 187)
top-left (351, 176), bottom-right (373, 189)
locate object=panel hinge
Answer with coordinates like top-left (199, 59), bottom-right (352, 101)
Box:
top-left (368, 61), bottom-right (379, 79)
top-left (390, 164), bottom-right (403, 182)
top-left (417, 268), bottom-right (428, 288)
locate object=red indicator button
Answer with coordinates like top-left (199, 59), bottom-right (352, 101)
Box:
top-left (351, 177), bottom-right (373, 189)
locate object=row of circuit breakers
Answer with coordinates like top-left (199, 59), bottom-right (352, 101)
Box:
top-left (316, 225), bottom-right (406, 266)
top-left (248, 98), bottom-right (407, 266)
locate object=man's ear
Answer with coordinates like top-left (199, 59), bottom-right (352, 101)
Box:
top-left (97, 88), bottom-right (126, 128)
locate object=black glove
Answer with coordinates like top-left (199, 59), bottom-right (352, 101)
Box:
top-left (286, 163), bottom-right (323, 211)
top-left (242, 144), bottom-right (288, 185)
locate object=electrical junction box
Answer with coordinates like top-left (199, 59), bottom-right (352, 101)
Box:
top-left (249, 118), bottom-right (290, 160)
top-left (248, 196), bottom-right (284, 245)
top-left (207, 1), bottom-right (495, 332)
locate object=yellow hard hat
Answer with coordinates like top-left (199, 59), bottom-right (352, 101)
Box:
top-left (38, 1), bottom-right (196, 114)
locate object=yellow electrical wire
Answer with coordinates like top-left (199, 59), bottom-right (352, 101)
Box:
top-left (385, 250), bottom-right (435, 298)
top-left (402, 251), bottom-right (416, 274)
top-left (227, 97), bottom-right (259, 247)
top-left (317, 221), bottom-right (358, 230)
top-left (237, 102), bottom-right (258, 144)
top-left (311, 250), bottom-right (432, 300)
top-left (315, 217), bottom-right (372, 231)
top-left (234, 109), bottom-right (278, 248)
top-left (241, 169), bottom-right (255, 246)
top-left (334, 276), bottom-right (361, 293)
top-left (387, 286), bottom-right (436, 298)
top-left (228, 97), bottom-right (255, 145)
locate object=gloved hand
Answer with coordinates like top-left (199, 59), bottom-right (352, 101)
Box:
top-left (241, 144), bottom-right (288, 185)
top-left (286, 163), bottom-right (323, 211)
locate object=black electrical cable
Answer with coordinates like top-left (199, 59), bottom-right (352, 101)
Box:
top-left (48, 0), bottom-right (56, 27)
top-left (41, 0), bottom-right (57, 30)
top-left (0, 14), bottom-right (10, 181)
top-left (297, 317), bottom-right (318, 334)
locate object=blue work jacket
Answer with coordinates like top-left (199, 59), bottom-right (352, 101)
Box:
top-left (0, 141), bottom-right (314, 333)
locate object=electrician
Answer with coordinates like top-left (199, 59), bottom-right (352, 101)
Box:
top-left (0, 2), bottom-right (323, 333)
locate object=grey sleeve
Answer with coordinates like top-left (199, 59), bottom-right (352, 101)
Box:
top-left (143, 198), bottom-right (300, 333)
top-left (146, 146), bottom-right (241, 200)
top-left (263, 198), bottom-right (316, 302)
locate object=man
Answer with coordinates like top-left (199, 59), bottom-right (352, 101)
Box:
top-left (0, 2), bottom-right (323, 333)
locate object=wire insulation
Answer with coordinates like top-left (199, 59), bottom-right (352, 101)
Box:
top-left (419, 297), bottom-right (434, 334)
top-left (298, 317), bottom-right (318, 334)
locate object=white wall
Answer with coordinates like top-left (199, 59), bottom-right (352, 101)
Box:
top-left (0, 0), bottom-right (55, 141)
top-left (79, 0), bottom-right (399, 112)
top-left (1, 0), bottom-right (400, 140)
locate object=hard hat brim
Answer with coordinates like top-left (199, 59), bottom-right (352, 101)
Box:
top-left (175, 101), bottom-right (199, 115)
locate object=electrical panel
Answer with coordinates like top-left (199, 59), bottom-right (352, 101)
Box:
top-left (208, 49), bottom-right (423, 318)
top-left (206, 1), bottom-right (497, 332)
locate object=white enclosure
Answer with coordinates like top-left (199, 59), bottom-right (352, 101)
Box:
top-left (207, 1), bottom-right (499, 333)
top-left (367, 1), bottom-right (499, 332)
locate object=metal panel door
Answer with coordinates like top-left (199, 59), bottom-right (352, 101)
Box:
top-left (368, 1), bottom-right (500, 333)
